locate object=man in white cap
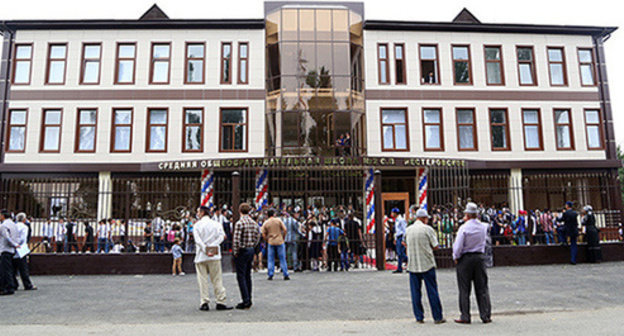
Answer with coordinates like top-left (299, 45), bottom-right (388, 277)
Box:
top-left (452, 202), bottom-right (492, 324)
top-left (404, 208), bottom-right (445, 324)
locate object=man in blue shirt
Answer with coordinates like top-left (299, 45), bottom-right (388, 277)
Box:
top-left (392, 208), bottom-right (408, 273)
top-left (325, 218), bottom-right (344, 272)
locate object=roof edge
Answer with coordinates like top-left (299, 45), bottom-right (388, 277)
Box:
top-left (1, 19), bottom-right (265, 30)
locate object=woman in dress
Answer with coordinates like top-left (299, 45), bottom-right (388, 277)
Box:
top-left (581, 205), bottom-right (601, 263)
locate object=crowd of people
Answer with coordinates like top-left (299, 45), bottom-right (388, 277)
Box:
top-left (0, 210), bottom-right (37, 295)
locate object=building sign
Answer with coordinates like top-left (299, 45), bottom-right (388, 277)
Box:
top-left (157, 156), bottom-right (466, 171)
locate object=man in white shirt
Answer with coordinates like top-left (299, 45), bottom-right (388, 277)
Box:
top-left (404, 209), bottom-right (444, 324)
top-left (42, 220), bottom-right (54, 252)
top-left (54, 220), bottom-right (65, 253)
top-left (194, 206), bottom-right (233, 311)
top-left (12, 213), bottom-right (36, 291)
top-left (0, 210), bottom-right (20, 295)
top-left (96, 220), bottom-right (109, 253)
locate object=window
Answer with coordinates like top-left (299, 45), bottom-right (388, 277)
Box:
top-left (185, 43), bottom-right (205, 84)
top-left (452, 45), bottom-right (472, 85)
top-left (46, 44), bottom-right (67, 85)
top-left (183, 108), bottom-right (203, 152)
top-left (111, 108), bottom-right (133, 152)
top-left (420, 44), bottom-right (439, 84)
top-left (423, 108), bottom-right (443, 151)
top-left (115, 43), bottom-right (136, 84)
top-left (522, 109), bottom-right (543, 150)
top-left (584, 109), bottom-right (604, 150)
top-left (380, 108), bottom-right (408, 151)
top-left (547, 47), bottom-right (567, 86)
top-left (578, 48), bottom-right (596, 86)
top-left (150, 43), bottom-right (170, 84)
top-left (394, 43), bottom-right (406, 84)
top-left (377, 43), bottom-right (389, 84)
top-left (220, 42), bottom-right (232, 84)
top-left (220, 108), bottom-right (248, 152)
top-left (517, 46), bottom-right (536, 86)
top-left (554, 109), bottom-right (574, 150)
top-left (6, 109), bottom-right (27, 152)
top-left (80, 43), bottom-right (101, 84)
top-left (146, 108), bottom-right (168, 152)
top-left (456, 108), bottom-right (477, 151)
top-left (238, 42), bottom-right (249, 84)
top-left (12, 44), bottom-right (32, 85)
top-left (40, 109), bottom-right (62, 152)
top-left (489, 108), bottom-right (510, 151)
top-left (75, 109), bottom-right (97, 152)
top-left (484, 46), bottom-right (504, 85)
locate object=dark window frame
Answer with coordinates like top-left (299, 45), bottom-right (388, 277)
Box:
top-left (521, 108), bottom-right (544, 151)
top-left (74, 108), bottom-right (98, 153)
top-left (484, 45), bottom-right (505, 86)
top-left (516, 45), bottom-right (537, 86)
top-left (220, 42), bottom-right (233, 85)
top-left (584, 108), bottom-right (605, 150)
top-left (237, 42), bottom-right (249, 85)
top-left (110, 107), bottom-right (134, 153)
top-left (182, 107), bottom-right (204, 153)
top-left (146, 107), bottom-right (169, 153)
top-left (114, 42), bottom-right (137, 85)
top-left (455, 107), bottom-right (478, 151)
top-left (577, 47), bottom-right (597, 87)
top-left (39, 108), bottom-right (63, 153)
top-left (546, 46), bottom-right (568, 87)
top-left (422, 107), bottom-right (444, 151)
top-left (379, 107), bottom-right (410, 152)
top-left (184, 42), bottom-right (206, 85)
top-left (80, 42), bottom-right (102, 85)
top-left (489, 108), bottom-right (511, 151)
top-left (553, 108), bottom-right (575, 151)
top-left (12, 43), bottom-right (33, 85)
top-left (377, 43), bottom-right (390, 85)
top-left (393, 43), bottom-right (406, 85)
top-left (5, 109), bottom-right (28, 153)
top-left (45, 43), bottom-right (68, 85)
top-left (451, 44), bottom-right (473, 85)
top-left (219, 107), bottom-right (249, 153)
top-left (149, 42), bottom-right (171, 85)
top-left (419, 43), bottom-right (440, 85)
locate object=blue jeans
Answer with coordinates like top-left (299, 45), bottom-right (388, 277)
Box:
top-left (97, 238), bottom-right (108, 253)
top-left (154, 236), bottom-right (164, 253)
top-left (517, 233), bottom-right (526, 246)
top-left (409, 268), bottom-right (443, 322)
top-left (267, 244), bottom-right (289, 278)
top-left (396, 236), bottom-right (407, 271)
top-left (569, 234), bottom-right (578, 264)
top-left (545, 232), bottom-right (554, 245)
top-left (340, 250), bottom-right (350, 271)
top-left (286, 241), bottom-right (299, 270)
top-left (557, 227), bottom-right (567, 244)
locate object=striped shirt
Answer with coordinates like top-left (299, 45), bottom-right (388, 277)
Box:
top-left (405, 220), bottom-right (439, 273)
top-left (232, 215), bottom-right (260, 254)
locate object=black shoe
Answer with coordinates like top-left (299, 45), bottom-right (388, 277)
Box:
top-left (482, 319), bottom-right (492, 324)
top-left (284, 276), bottom-right (290, 281)
top-left (392, 270), bottom-right (403, 274)
top-left (435, 319), bottom-right (447, 324)
top-left (236, 302), bottom-right (251, 310)
top-left (294, 268), bottom-right (302, 273)
top-left (0, 290), bottom-right (14, 296)
top-left (416, 320), bottom-right (424, 324)
top-left (216, 304), bottom-right (233, 311)
top-left (25, 286), bottom-right (37, 291)
top-left (199, 303), bottom-right (210, 311)
top-left (267, 276), bottom-right (273, 281)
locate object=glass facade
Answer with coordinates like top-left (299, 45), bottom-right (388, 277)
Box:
top-left (265, 3), bottom-right (365, 156)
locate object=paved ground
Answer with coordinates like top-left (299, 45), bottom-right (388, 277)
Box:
top-left (1, 262), bottom-right (623, 335)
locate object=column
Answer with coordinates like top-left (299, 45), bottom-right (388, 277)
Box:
top-left (373, 170), bottom-right (385, 271)
top-left (509, 168), bottom-right (524, 214)
top-left (98, 171), bottom-right (112, 221)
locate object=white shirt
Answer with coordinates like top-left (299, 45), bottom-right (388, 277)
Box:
top-left (54, 223), bottom-right (66, 241)
top-left (97, 224), bottom-right (109, 238)
top-left (194, 215), bottom-right (225, 263)
top-left (42, 222), bottom-right (54, 238)
top-left (16, 221), bottom-right (28, 245)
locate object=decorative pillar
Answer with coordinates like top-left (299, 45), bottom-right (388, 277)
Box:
top-left (97, 172), bottom-right (112, 221)
top-left (200, 169), bottom-right (214, 207)
top-left (373, 169), bottom-right (385, 271)
top-left (509, 168), bottom-right (524, 214)
top-left (255, 169), bottom-right (269, 212)
top-left (417, 167), bottom-right (428, 210)
top-left (364, 168), bottom-right (375, 234)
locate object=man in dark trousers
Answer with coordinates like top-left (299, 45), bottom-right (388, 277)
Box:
top-left (452, 202), bottom-right (492, 324)
top-left (0, 210), bottom-right (19, 295)
top-left (232, 203), bottom-right (261, 310)
top-left (559, 201), bottom-right (579, 264)
top-left (82, 222), bottom-right (95, 253)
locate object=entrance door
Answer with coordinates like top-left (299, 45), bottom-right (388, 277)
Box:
top-left (382, 192), bottom-right (410, 217)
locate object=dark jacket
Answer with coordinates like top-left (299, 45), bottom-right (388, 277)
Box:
top-left (561, 209), bottom-right (579, 236)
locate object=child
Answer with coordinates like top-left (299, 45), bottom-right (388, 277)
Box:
top-left (171, 238), bottom-right (185, 276)
top-left (338, 231), bottom-right (350, 272)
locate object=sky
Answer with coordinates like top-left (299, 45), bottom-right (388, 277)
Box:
top-left (1, 0), bottom-right (622, 147)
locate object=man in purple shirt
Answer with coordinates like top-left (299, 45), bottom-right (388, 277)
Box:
top-left (452, 202), bottom-right (492, 324)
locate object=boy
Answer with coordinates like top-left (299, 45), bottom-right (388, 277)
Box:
top-left (171, 238), bottom-right (185, 276)
top-left (338, 231), bottom-right (350, 271)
